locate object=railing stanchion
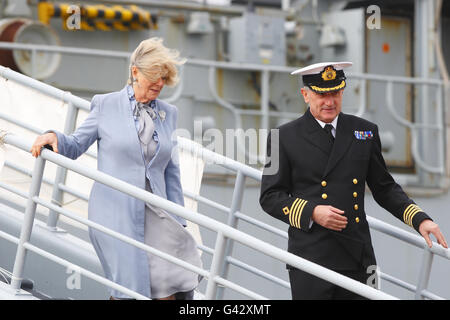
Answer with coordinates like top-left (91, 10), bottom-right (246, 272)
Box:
top-left (217, 171), bottom-right (246, 299)
top-left (205, 231), bottom-right (227, 299)
top-left (10, 155), bottom-right (46, 291)
top-left (47, 99), bottom-right (78, 229)
top-left (415, 248), bottom-right (434, 300)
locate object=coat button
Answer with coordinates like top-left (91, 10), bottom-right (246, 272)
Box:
top-left (353, 178), bottom-right (358, 185)
top-left (322, 193), bottom-right (328, 199)
top-left (353, 192), bottom-right (357, 198)
top-left (321, 181), bottom-right (327, 187)
top-left (355, 217), bottom-right (360, 223)
top-left (354, 204), bottom-right (359, 210)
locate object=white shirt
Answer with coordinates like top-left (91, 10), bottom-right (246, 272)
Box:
top-left (314, 115), bottom-right (339, 138)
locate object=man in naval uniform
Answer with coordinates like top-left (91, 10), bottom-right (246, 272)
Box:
top-left (259, 61), bottom-right (448, 300)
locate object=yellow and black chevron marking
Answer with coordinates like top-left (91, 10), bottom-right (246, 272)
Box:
top-left (38, 0), bottom-right (156, 31)
top-left (403, 204), bottom-right (422, 227)
top-left (288, 198), bottom-right (308, 229)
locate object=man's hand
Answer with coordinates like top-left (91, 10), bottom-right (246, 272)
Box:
top-left (419, 220), bottom-right (448, 249)
top-left (312, 205), bottom-right (347, 231)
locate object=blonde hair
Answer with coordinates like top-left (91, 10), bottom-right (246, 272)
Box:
top-left (128, 37), bottom-right (185, 86)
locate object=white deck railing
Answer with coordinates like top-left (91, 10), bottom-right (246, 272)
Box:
top-left (1, 133), bottom-right (397, 300)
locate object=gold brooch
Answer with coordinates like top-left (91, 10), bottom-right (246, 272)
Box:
top-left (321, 66), bottom-right (337, 81)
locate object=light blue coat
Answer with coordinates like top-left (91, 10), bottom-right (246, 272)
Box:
top-left (53, 86), bottom-right (186, 298)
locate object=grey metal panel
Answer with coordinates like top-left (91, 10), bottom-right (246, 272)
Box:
top-left (366, 16), bottom-right (413, 168)
top-left (229, 13), bottom-right (286, 66)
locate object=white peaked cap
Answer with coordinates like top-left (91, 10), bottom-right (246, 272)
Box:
top-left (291, 61), bottom-right (353, 76)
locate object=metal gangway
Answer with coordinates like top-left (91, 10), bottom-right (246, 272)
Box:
top-left (0, 66), bottom-right (449, 300)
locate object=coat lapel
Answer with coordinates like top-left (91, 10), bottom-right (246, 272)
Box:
top-left (148, 100), bottom-right (164, 167)
top-left (323, 113), bottom-right (353, 177)
top-left (120, 86), bottom-right (144, 161)
top-left (303, 109), bottom-right (334, 156)
top-left (120, 85), bottom-right (133, 116)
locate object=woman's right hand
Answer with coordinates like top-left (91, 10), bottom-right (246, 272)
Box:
top-left (30, 132), bottom-right (59, 158)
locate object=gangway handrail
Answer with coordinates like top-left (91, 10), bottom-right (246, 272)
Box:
top-left (0, 133), bottom-right (396, 300)
top-left (5, 154), bottom-right (444, 259)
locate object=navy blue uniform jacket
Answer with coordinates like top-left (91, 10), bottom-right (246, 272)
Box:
top-left (259, 108), bottom-right (431, 270)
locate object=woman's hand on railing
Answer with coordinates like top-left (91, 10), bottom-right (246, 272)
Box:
top-left (30, 132), bottom-right (58, 158)
top-left (419, 219), bottom-right (448, 249)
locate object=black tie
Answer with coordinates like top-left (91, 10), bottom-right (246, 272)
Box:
top-left (324, 124), bottom-right (334, 143)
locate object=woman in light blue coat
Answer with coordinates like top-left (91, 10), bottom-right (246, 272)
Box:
top-left (31, 38), bottom-right (201, 300)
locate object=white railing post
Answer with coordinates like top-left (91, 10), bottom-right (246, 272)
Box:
top-left (47, 98), bottom-right (78, 230)
top-left (204, 231), bottom-right (227, 299)
top-left (260, 70), bottom-right (270, 161)
top-left (435, 85), bottom-right (445, 187)
top-left (10, 155), bottom-right (46, 291)
top-left (415, 248), bottom-right (434, 300)
top-left (217, 170), bottom-right (246, 299)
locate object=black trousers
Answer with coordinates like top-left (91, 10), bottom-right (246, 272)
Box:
top-left (288, 268), bottom-right (372, 300)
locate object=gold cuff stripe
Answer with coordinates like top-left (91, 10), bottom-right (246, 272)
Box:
top-left (403, 204), bottom-right (415, 226)
top-left (405, 208), bottom-right (421, 227)
top-left (291, 199), bottom-right (304, 228)
top-left (403, 204), bottom-right (415, 224)
top-left (404, 205), bottom-right (419, 226)
top-left (296, 200), bottom-right (308, 229)
top-left (289, 198), bottom-right (308, 229)
top-left (289, 198), bottom-right (300, 227)
top-left (403, 204), bottom-right (422, 227)
top-left (310, 80), bottom-right (346, 93)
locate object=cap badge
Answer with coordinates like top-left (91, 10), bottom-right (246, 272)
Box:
top-left (321, 66), bottom-right (337, 81)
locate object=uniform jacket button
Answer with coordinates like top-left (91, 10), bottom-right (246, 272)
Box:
top-left (353, 178), bottom-right (358, 185)
top-left (321, 181), bottom-right (327, 187)
top-left (322, 193), bottom-right (328, 200)
top-left (353, 192), bottom-right (357, 198)
top-left (355, 217), bottom-right (360, 223)
top-left (354, 204), bottom-right (359, 210)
